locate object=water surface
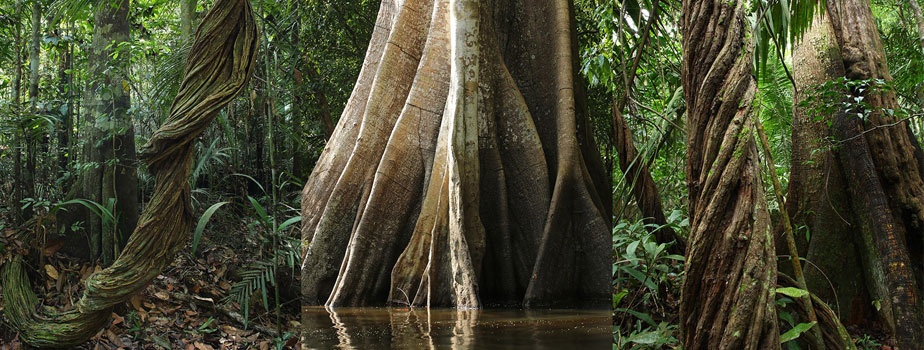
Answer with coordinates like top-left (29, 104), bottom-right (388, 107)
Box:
top-left (301, 307), bottom-right (610, 349)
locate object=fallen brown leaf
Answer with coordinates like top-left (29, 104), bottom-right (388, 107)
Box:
top-left (154, 291), bottom-right (170, 301)
top-left (43, 239), bottom-right (64, 256)
top-left (44, 264), bottom-right (59, 280)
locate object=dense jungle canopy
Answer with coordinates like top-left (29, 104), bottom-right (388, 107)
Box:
top-left (0, 0), bottom-right (921, 348)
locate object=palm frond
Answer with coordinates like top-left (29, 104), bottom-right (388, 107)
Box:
top-left (754, 0), bottom-right (827, 81)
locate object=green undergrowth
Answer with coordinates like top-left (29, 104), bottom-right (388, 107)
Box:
top-left (612, 210), bottom-right (686, 349)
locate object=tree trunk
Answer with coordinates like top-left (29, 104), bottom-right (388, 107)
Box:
top-left (791, 11), bottom-right (873, 328)
top-left (181, 0), bottom-right (197, 41)
top-left (11, 0), bottom-right (24, 225)
top-left (908, 0), bottom-right (924, 49)
top-left (612, 106), bottom-right (683, 254)
top-left (0, 1), bottom-right (257, 346)
top-left (300, 0), bottom-right (610, 309)
top-left (56, 25), bottom-right (74, 178)
top-left (77, 0), bottom-right (139, 264)
top-left (305, 64), bottom-right (334, 139)
top-left (24, 0), bottom-right (41, 220)
top-left (788, 1), bottom-right (924, 347)
top-left (679, 0), bottom-right (779, 348)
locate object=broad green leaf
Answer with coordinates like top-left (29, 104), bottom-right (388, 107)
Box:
top-left (627, 330), bottom-right (661, 345)
top-left (780, 321), bottom-right (816, 343)
top-left (775, 287), bottom-right (809, 298)
top-left (276, 215), bottom-right (302, 234)
top-left (193, 201), bottom-right (229, 255)
top-left (616, 308), bottom-right (657, 327)
top-left (248, 196), bottom-right (270, 226)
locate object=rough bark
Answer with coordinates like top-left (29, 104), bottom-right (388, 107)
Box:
top-left (0, 1), bottom-right (257, 346)
top-left (790, 11), bottom-right (872, 327)
top-left (788, 1), bottom-right (924, 347)
top-left (300, 0), bottom-right (610, 309)
top-left (679, 0), bottom-right (779, 348)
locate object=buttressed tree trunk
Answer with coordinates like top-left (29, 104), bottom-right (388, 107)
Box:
top-left (300, 0), bottom-right (610, 309)
top-left (0, 0), bottom-right (257, 346)
top-left (680, 0), bottom-right (779, 348)
top-left (790, 1), bottom-right (924, 347)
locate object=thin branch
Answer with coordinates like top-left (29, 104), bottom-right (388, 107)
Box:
top-left (835, 112), bottom-right (924, 144)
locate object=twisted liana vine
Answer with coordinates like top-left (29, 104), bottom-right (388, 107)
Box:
top-left (1, 0), bottom-right (257, 346)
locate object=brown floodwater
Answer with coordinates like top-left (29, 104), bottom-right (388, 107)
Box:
top-left (301, 307), bottom-right (611, 349)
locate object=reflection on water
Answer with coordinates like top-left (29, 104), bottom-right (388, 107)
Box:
top-left (301, 307), bottom-right (610, 349)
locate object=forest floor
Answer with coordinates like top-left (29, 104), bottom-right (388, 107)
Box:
top-left (0, 216), bottom-right (301, 350)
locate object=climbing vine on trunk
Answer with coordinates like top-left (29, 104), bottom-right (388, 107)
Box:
top-left (679, 0), bottom-right (780, 348)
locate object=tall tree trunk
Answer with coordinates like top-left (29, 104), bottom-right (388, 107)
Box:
top-left (300, 0), bottom-right (610, 309)
top-left (180, 0), bottom-right (197, 41)
top-left (612, 106), bottom-right (683, 254)
top-left (56, 25), bottom-right (74, 178)
top-left (305, 64), bottom-right (334, 139)
top-left (24, 0), bottom-right (41, 220)
top-left (679, 0), bottom-right (779, 348)
top-left (79, 0), bottom-right (139, 264)
top-left (609, 0), bottom-right (683, 254)
top-left (788, 1), bottom-right (924, 347)
top-left (11, 0), bottom-right (24, 226)
top-left (908, 0), bottom-right (924, 49)
top-left (790, 12), bottom-right (872, 327)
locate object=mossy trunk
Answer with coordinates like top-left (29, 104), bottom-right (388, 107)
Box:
top-left (67, 0), bottom-right (139, 264)
top-left (300, 0), bottom-right (610, 309)
top-left (10, 0), bottom-right (24, 226)
top-left (679, 0), bottom-right (779, 348)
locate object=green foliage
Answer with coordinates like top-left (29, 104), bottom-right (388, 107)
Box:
top-left (614, 321), bottom-right (678, 350)
top-left (800, 77), bottom-right (903, 126)
top-left (756, 44), bottom-right (794, 192)
top-left (877, 3), bottom-right (924, 133)
top-left (780, 321), bottom-right (817, 344)
top-left (192, 201), bottom-right (229, 255)
top-left (223, 195), bottom-right (301, 329)
top-left (775, 287), bottom-right (822, 349)
top-left (612, 212), bottom-right (686, 349)
top-left (51, 198), bottom-right (116, 233)
top-left (753, 0), bottom-right (826, 81)
top-left (853, 334), bottom-right (881, 350)
top-left (775, 287), bottom-right (809, 298)
top-left (226, 260), bottom-right (275, 328)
